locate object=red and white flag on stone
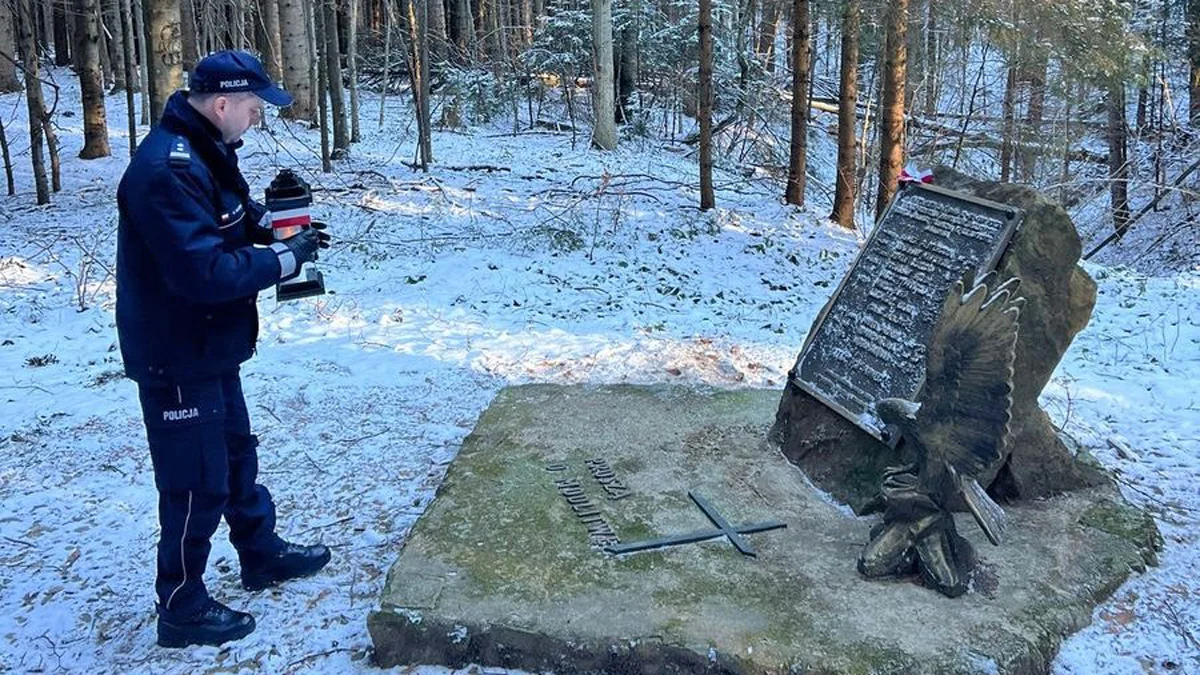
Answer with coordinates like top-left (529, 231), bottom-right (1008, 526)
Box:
top-left (899, 163), bottom-right (934, 184)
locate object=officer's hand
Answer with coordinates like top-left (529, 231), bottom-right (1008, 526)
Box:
top-left (282, 222), bottom-right (330, 265)
top-left (248, 211), bottom-right (277, 245)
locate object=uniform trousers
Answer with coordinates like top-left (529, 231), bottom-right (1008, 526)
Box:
top-left (137, 368), bottom-right (283, 616)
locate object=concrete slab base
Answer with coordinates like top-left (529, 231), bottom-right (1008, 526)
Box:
top-left (369, 385), bottom-right (1159, 674)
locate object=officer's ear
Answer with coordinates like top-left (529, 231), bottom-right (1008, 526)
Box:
top-left (212, 94), bottom-right (232, 118)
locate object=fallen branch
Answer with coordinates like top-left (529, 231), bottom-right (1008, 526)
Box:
top-left (1084, 154), bottom-right (1200, 260)
top-left (337, 427), bottom-right (391, 444)
top-left (297, 515), bottom-right (353, 537)
top-left (913, 135), bottom-right (1108, 164)
top-left (284, 647), bottom-right (354, 673)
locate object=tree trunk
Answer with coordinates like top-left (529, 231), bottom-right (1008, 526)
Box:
top-left (1189, 0), bottom-right (1200, 124)
top-left (922, 0), bottom-right (938, 117)
top-left (616, 22), bottom-right (636, 122)
top-left (347, 0), bottom-right (360, 141)
top-left (698, 0), bottom-right (713, 209)
top-left (120, 0), bottom-right (137, 155)
top-left (904, 0), bottom-right (921, 112)
top-left (454, 0), bottom-right (471, 57)
top-left (260, 0), bottom-right (282, 80)
top-left (52, 0), bottom-right (69, 64)
top-left (756, 0), bottom-right (778, 72)
top-left (0, 117), bottom-right (13, 195)
top-left (405, 0), bottom-right (431, 166)
top-left (426, 0), bottom-right (444, 58)
top-left (178, 0), bottom-right (196, 72)
top-left (873, 0), bottom-right (907, 220)
top-left (1016, 52), bottom-right (1046, 183)
top-left (104, 0), bottom-right (127, 90)
top-left (475, 0), bottom-right (495, 59)
top-left (133, 0), bottom-right (150, 124)
top-left (784, 0), bottom-right (809, 205)
top-left (590, 0), bottom-right (615, 149)
top-left (198, 0), bottom-right (211, 52)
top-left (232, 0), bottom-right (246, 48)
top-left (1107, 80), bottom-right (1130, 234)
top-left (519, 0), bottom-right (531, 46)
top-left (97, 0), bottom-right (112, 86)
top-left (315, 0), bottom-right (330, 171)
top-left (1136, 58), bottom-right (1148, 131)
top-left (830, 0), bottom-right (858, 228)
top-left (378, 0), bottom-right (393, 126)
top-left (279, 0), bottom-right (315, 121)
top-left (305, 0), bottom-right (317, 112)
top-left (999, 62), bottom-right (1015, 182)
top-left (43, 109), bottom-right (60, 192)
top-left (0, 0), bottom-right (22, 92)
top-left (145, 0), bottom-right (182, 123)
top-left (75, 0), bottom-right (110, 158)
top-left (40, 0), bottom-right (52, 55)
top-left (16, 0), bottom-right (49, 203)
top-left (736, 0), bottom-right (753, 102)
top-left (323, 0), bottom-right (348, 151)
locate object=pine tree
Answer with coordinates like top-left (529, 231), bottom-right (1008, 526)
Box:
top-left (830, 0), bottom-right (858, 228)
top-left (1190, 0), bottom-right (1200, 123)
top-left (280, 0), bottom-right (316, 121)
top-left (322, 0), bottom-right (348, 152)
top-left (75, 0), bottom-right (110, 158)
top-left (15, 0), bottom-right (49, 203)
top-left (875, 0), bottom-right (908, 220)
top-left (145, 0), bottom-right (182, 123)
top-left (784, 0), bottom-right (810, 206)
top-left (0, 0), bottom-right (21, 93)
top-left (698, 0), bottom-right (714, 209)
top-left (590, 0), bottom-right (616, 150)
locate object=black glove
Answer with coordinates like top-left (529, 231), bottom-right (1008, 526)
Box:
top-left (247, 206), bottom-right (276, 245)
top-left (248, 218), bottom-right (276, 245)
top-left (282, 222), bottom-right (330, 265)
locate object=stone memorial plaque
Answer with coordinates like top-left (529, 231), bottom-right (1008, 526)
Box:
top-left (794, 182), bottom-right (1022, 439)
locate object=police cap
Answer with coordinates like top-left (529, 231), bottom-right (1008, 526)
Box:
top-left (189, 50), bottom-right (293, 107)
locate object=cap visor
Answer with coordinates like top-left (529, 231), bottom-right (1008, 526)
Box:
top-left (257, 84), bottom-right (293, 107)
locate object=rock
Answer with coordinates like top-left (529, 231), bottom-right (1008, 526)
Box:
top-left (933, 167), bottom-right (1108, 498)
top-left (370, 385), bottom-right (1159, 675)
top-left (771, 169), bottom-right (1108, 512)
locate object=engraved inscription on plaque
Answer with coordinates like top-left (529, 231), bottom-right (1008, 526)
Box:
top-left (793, 182), bottom-right (1022, 439)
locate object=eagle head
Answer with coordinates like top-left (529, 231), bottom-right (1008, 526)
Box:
top-left (875, 398), bottom-right (920, 427)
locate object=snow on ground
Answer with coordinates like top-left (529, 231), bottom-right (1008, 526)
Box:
top-left (0, 74), bottom-right (1197, 674)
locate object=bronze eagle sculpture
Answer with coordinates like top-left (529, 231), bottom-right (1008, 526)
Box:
top-left (858, 272), bottom-right (1023, 597)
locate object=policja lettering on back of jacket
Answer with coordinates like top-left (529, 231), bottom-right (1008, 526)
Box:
top-left (162, 407), bottom-right (200, 422)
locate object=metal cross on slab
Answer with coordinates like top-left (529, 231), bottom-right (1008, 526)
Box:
top-left (605, 491), bottom-right (787, 557)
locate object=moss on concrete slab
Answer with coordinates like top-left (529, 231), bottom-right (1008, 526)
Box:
top-left (369, 384), bottom-right (1160, 675)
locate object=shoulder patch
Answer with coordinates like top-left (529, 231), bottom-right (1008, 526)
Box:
top-left (168, 136), bottom-right (191, 167)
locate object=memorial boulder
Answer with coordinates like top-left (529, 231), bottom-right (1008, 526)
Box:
top-left (771, 170), bottom-right (1108, 512)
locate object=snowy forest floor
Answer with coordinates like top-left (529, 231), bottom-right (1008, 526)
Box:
top-left (0, 76), bottom-right (1198, 674)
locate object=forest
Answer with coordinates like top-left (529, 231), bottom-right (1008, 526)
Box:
top-left (0, 0), bottom-right (1197, 672)
top-left (0, 0), bottom-right (1197, 264)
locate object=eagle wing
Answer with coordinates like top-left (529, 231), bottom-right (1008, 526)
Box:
top-left (915, 273), bottom-right (1022, 478)
top-left (912, 273), bottom-right (1022, 545)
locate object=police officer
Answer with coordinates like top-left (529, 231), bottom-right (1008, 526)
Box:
top-left (116, 51), bottom-right (332, 648)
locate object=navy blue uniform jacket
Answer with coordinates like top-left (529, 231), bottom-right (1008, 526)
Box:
top-left (116, 91), bottom-right (281, 385)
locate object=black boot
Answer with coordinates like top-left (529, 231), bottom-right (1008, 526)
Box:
top-left (157, 598), bottom-right (255, 648)
top-left (241, 541), bottom-right (331, 591)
